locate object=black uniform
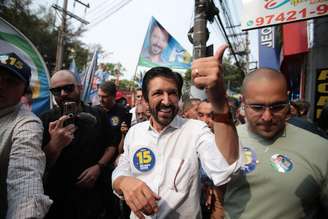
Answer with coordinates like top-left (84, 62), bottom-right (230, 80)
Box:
top-left (40, 104), bottom-right (115, 219)
top-left (96, 103), bottom-right (132, 147)
top-left (95, 103), bottom-right (132, 218)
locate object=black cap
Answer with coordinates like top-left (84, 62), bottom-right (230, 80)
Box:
top-left (0, 52), bottom-right (31, 85)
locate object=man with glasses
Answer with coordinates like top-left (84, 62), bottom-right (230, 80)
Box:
top-left (40, 70), bottom-right (116, 219)
top-left (222, 68), bottom-right (328, 219)
top-left (0, 53), bottom-right (52, 218)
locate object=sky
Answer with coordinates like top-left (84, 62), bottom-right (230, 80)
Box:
top-left (34, 0), bottom-right (258, 79)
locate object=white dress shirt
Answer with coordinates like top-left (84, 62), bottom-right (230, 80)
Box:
top-left (112, 115), bottom-right (241, 219)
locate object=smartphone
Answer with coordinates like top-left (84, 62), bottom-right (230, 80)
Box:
top-left (63, 102), bottom-right (77, 126)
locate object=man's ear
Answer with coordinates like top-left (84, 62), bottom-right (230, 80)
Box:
top-left (76, 84), bottom-right (82, 92)
top-left (285, 104), bottom-right (292, 121)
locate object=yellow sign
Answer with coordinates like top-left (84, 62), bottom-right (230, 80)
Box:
top-left (315, 68), bottom-right (328, 119)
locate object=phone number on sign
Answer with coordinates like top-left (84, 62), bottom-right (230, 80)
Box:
top-left (247, 4), bottom-right (328, 27)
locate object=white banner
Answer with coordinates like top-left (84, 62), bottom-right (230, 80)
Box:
top-left (241, 0), bottom-right (328, 30)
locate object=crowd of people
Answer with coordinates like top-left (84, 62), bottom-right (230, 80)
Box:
top-left (0, 45), bottom-right (328, 219)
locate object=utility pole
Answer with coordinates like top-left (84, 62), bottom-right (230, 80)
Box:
top-left (189, 0), bottom-right (211, 100)
top-left (245, 31), bottom-right (250, 73)
top-left (193, 0), bottom-right (208, 59)
top-left (55, 0), bottom-right (68, 72)
top-left (53, 0), bottom-right (89, 72)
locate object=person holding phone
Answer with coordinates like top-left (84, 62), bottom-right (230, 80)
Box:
top-left (40, 69), bottom-right (117, 219)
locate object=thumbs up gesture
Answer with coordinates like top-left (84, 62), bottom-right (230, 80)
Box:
top-left (191, 44), bottom-right (229, 113)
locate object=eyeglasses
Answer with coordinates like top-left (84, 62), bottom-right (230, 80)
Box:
top-left (50, 84), bottom-right (75, 96)
top-left (244, 102), bottom-right (289, 114)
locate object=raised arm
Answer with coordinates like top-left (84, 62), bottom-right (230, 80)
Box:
top-left (192, 44), bottom-right (239, 164)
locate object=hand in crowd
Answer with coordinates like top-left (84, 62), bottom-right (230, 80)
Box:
top-left (203, 184), bottom-right (214, 210)
top-left (192, 44), bottom-right (229, 113)
top-left (203, 186), bottom-right (224, 219)
top-left (76, 164), bottom-right (101, 188)
top-left (48, 115), bottom-right (77, 149)
top-left (120, 121), bottom-right (129, 134)
top-left (119, 176), bottom-right (160, 218)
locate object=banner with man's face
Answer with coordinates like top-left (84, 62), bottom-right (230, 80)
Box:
top-left (136, 17), bottom-right (192, 81)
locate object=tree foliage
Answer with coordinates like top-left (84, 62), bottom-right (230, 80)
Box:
top-left (222, 57), bottom-right (245, 93)
top-left (0, 0), bottom-right (89, 73)
top-left (114, 79), bottom-right (138, 91)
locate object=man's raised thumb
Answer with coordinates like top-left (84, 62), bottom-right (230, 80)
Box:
top-left (214, 44), bottom-right (229, 64)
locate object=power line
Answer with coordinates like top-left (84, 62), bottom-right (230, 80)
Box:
top-left (87, 0), bottom-right (118, 17)
top-left (214, 11), bottom-right (244, 75)
top-left (87, 0), bottom-right (125, 23)
top-left (87, 0), bottom-right (132, 30)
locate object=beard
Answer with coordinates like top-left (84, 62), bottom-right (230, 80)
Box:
top-left (150, 44), bottom-right (163, 55)
top-left (56, 93), bottom-right (80, 108)
top-left (149, 103), bottom-right (178, 127)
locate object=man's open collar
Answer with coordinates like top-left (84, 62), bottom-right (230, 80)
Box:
top-left (147, 115), bottom-right (182, 132)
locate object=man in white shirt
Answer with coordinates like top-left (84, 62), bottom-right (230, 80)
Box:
top-left (112, 45), bottom-right (240, 218)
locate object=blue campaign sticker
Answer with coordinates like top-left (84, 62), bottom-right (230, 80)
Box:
top-left (133, 147), bottom-right (156, 172)
top-left (270, 154), bottom-right (293, 173)
top-left (241, 146), bottom-right (257, 174)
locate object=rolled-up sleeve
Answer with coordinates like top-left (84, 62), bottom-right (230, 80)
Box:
top-left (6, 117), bottom-right (52, 219)
top-left (197, 125), bottom-right (243, 186)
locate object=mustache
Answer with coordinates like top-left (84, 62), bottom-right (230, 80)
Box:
top-left (152, 43), bottom-right (162, 48)
top-left (256, 121), bottom-right (276, 126)
top-left (156, 104), bottom-right (175, 112)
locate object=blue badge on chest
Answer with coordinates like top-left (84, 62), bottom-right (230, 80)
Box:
top-left (241, 146), bottom-right (257, 174)
top-left (133, 148), bottom-right (156, 172)
top-left (270, 154), bottom-right (293, 173)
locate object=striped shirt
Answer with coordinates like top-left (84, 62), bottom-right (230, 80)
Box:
top-left (0, 104), bottom-right (52, 219)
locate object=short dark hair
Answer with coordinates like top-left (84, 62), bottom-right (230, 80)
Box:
top-left (182, 98), bottom-right (201, 113)
top-left (99, 81), bottom-right (116, 96)
top-left (150, 21), bottom-right (170, 42)
top-left (142, 67), bottom-right (183, 102)
top-left (135, 87), bottom-right (142, 93)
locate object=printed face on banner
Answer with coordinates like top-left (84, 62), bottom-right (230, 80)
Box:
top-left (148, 26), bottom-right (169, 61)
top-left (137, 17), bottom-right (192, 71)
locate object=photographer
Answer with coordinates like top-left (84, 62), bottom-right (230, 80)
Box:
top-left (40, 70), bottom-right (116, 219)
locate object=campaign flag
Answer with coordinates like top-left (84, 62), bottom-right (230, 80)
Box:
top-left (0, 17), bottom-right (51, 115)
top-left (136, 17), bottom-right (192, 76)
top-left (69, 58), bottom-right (81, 83)
top-left (81, 50), bottom-right (98, 104)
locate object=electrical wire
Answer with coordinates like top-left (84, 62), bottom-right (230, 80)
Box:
top-left (87, 0), bottom-right (118, 18)
top-left (87, 0), bottom-right (132, 30)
